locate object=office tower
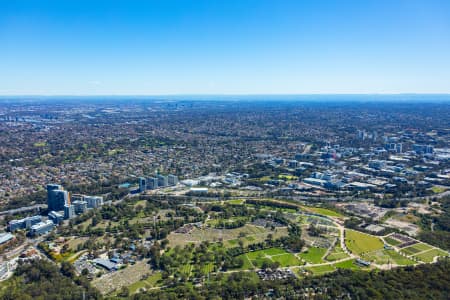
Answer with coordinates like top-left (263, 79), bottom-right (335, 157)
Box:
top-left (64, 204), bottom-right (75, 219)
top-left (148, 177), bottom-right (159, 189)
top-left (288, 160), bottom-right (299, 168)
top-left (73, 200), bottom-right (88, 214)
top-left (157, 175), bottom-right (168, 187)
top-left (47, 184), bottom-right (63, 210)
top-left (139, 177), bottom-right (147, 192)
top-left (168, 174), bottom-right (178, 186)
top-left (48, 189), bottom-right (69, 211)
top-left (84, 196), bottom-right (103, 208)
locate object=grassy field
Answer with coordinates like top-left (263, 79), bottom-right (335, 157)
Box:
top-left (299, 247), bottom-right (327, 264)
top-left (128, 272), bottom-right (162, 294)
top-left (228, 199), bottom-right (245, 205)
top-left (180, 264), bottom-right (193, 276)
top-left (262, 248), bottom-right (287, 256)
top-left (431, 186), bottom-right (447, 194)
top-left (168, 223), bottom-right (288, 248)
top-left (304, 207), bottom-right (343, 218)
top-left (306, 264), bottom-right (335, 275)
top-left (384, 236), bottom-right (402, 246)
top-left (245, 248), bottom-right (303, 267)
top-left (333, 259), bottom-right (364, 270)
top-left (65, 250), bottom-right (87, 263)
top-left (345, 230), bottom-right (383, 255)
top-left (401, 243), bottom-right (433, 255)
top-left (325, 245), bottom-right (349, 261)
top-left (362, 249), bottom-right (415, 265)
top-left (234, 254), bottom-right (254, 270)
top-left (67, 237), bottom-right (88, 251)
top-left (278, 174), bottom-right (298, 180)
top-left (201, 263), bottom-right (215, 274)
top-left (384, 250), bottom-right (416, 265)
top-left (414, 249), bottom-right (448, 263)
top-left (271, 253), bottom-right (303, 267)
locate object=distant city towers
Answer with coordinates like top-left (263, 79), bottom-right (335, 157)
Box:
top-left (47, 184), bottom-right (69, 211)
top-left (139, 174), bottom-right (178, 193)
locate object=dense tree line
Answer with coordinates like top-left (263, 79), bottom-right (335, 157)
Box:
top-left (130, 259), bottom-right (450, 300)
top-left (0, 259), bottom-right (101, 300)
top-left (419, 196), bottom-right (450, 250)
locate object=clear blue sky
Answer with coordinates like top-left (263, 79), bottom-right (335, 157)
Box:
top-left (1, 0), bottom-right (449, 95)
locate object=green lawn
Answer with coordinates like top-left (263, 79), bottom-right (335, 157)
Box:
top-left (245, 248), bottom-right (303, 267)
top-left (326, 251), bottom-right (349, 261)
top-left (362, 249), bottom-right (415, 265)
top-left (263, 248), bottom-right (288, 256)
top-left (384, 250), bottom-right (416, 265)
top-left (201, 263), bottom-right (215, 274)
top-left (414, 249), bottom-right (448, 263)
top-left (384, 236), bottom-right (402, 246)
top-left (299, 247), bottom-right (327, 264)
top-left (401, 243), bottom-right (433, 255)
top-left (247, 250), bottom-right (267, 260)
top-left (271, 253), bottom-right (303, 267)
top-left (128, 272), bottom-right (162, 294)
top-left (180, 264), bottom-right (193, 276)
top-left (431, 186), bottom-right (447, 194)
top-left (345, 230), bottom-right (384, 255)
top-left (227, 239), bottom-right (238, 246)
top-left (306, 264), bottom-right (336, 275)
top-left (326, 245), bottom-right (349, 261)
top-left (333, 259), bottom-right (364, 270)
top-left (307, 207), bottom-right (343, 218)
top-left (228, 199), bottom-right (245, 205)
top-left (240, 254), bottom-right (254, 269)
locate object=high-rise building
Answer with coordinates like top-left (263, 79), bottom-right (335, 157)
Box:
top-left (48, 189), bottom-right (69, 211)
top-left (84, 196), bottom-right (103, 208)
top-left (72, 200), bottom-right (88, 214)
top-left (168, 174), bottom-right (178, 186)
top-left (413, 144), bottom-right (434, 155)
top-left (47, 184), bottom-right (63, 210)
top-left (157, 175), bottom-right (168, 187)
top-left (288, 160), bottom-right (299, 168)
top-left (139, 177), bottom-right (147, 192)
top-left (64, 204), bottom-right (75, 219)
top-left (147, 177), bottom-right (159, 189)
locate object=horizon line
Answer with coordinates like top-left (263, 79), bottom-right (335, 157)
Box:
top-left (1, 93), bottom-right (450, 97)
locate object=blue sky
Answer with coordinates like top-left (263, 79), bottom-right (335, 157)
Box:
top-left (1, 0), bottom-right (449, 95)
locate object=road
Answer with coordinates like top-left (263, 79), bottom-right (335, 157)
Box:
top-left (0, 204), bottom-right (47, 216)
